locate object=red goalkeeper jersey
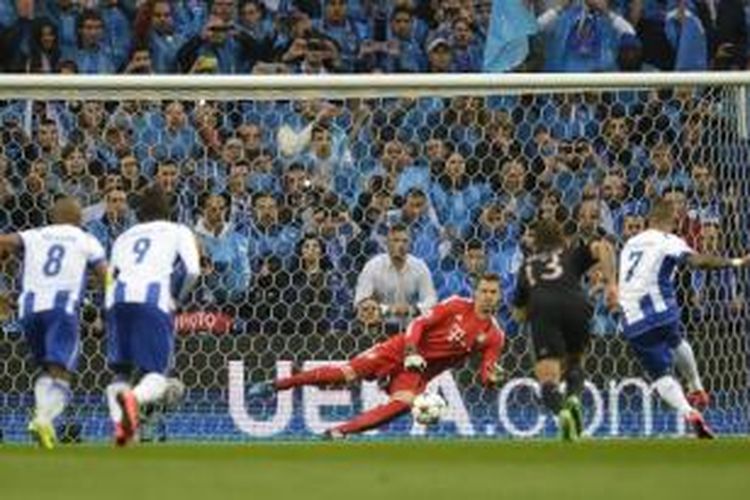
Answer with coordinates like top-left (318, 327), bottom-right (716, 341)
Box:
top-left (401, 296), bottom-right (505, 385)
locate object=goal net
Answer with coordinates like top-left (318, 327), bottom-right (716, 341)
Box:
top-left (0, 74), bottom-right (748, 442)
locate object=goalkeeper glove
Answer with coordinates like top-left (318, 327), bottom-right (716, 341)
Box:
top-left (404, 346), bottom-right (426, 371)
top-left (486, 363), bottom-right (505, 387)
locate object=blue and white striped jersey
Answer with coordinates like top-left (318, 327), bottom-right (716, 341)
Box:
top-left (18, 224), bottom-right (106, 317)
top-left (618, 229), bottom-right (694, 337)
top-left (107, 221), bottom-right (201, 313)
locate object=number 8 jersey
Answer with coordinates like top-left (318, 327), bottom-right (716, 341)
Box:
top-left (618, 229), bottom-right (694, 338)
top-left (18, 224), bottom-right (105, 317)
top-left (107, 221), bottom-right (201, 313)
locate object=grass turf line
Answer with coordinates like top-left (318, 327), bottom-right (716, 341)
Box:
top-left (1, 439), bottom-right (748, 500)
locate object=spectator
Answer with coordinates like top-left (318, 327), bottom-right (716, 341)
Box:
top-left (314, 0), bottom-right (360, 72)
top-left (689, 219), bottom-right (744, 319)
top-left (242, 192), bottom-right (300, 271)
top-left (539, 0), bottom-right (635, 72)
top-left (281, 162), bottom-right (317, 225)
top-left (194, 193), bottom-right (251, 302)
top-left (282, 233), bottom-right (349, 336)
top-left (24, 18), bottom-right (62, 73)
top-left (696, 0), bottom-right (747, 70)
top-left (491, 157), bottom-right (536, 223)
top-left (312, 200), bottom-right (360, 263)
top-left (354, 223), bottom-right (437, 332)
top-left (235, 0), bottom-right (277, 70)
top-left (226, 162), bottom-right (253, 227)
top-left (302, 123), bottom-right (359, 206)
top-left (86, 188), bottom-right (134, 256)
top-left (430, 151), bottom-right (488, 239)
top-left (687, 161), bottom-right (721, 223)
top-left (135, 0), bottom-right (188, 73)
top-left (369, 139), bottom-right (430, 198)
top-left (23, 118), bottom-right (63, 172)
top-left (152, 160), bottom-right (194, 223)
top-left (384, 187), bottom-right (443, 270)
top-left (177, 15), bottom-right (239, 73)
top-left (621, 210), bottom-right (646, 241)
top-left (118, 154), bottom-right (148, 199)
top-left (101, 0), bottom-right (132, 70)
top-left (47, 0), bottom-right (79, 57)
top-left (665, 1), bottom-right (708, 71)
top-left (425, 34), bottom-right (455, 72)
top-left (67, 9), bottom-right (116, 74)
top-left (362, 5), bottom-right (425, 72)
top-left (645, 140), bottom-right (690, 198)
top-left (122, 45), bottom-right (154, 74)
top-left (451, 16), bottom-right (482, 72)
top-left (436, 239), bottom-right (486, 299)
top-left (50, 144), bottom-right (98, 206)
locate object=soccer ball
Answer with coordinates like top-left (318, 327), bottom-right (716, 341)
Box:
top-left (411, 392), bottom-right (446, 426)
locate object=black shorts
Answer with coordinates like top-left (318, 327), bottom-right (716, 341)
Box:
top-left (528, 293), bottom-right (592, 360)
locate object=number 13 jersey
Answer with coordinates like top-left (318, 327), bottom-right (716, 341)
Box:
top-left (107, 221), bottom-right (200, 313)
top-left (513, 242), bottom-right (597, 310)
top-left (618, 229), bottom-right (694, 338)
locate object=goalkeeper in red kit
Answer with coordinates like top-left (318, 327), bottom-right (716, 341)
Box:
top-left (248, 273), bottom-right (506, 438)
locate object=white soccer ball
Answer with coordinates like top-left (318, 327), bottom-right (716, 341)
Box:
top-left (411, 392), bottom-right (446, 426)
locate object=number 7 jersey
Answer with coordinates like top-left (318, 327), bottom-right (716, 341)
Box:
top-left (618, 229), bottom-right (694, 338)
top-left (107, 221), bottom-right (201, 313)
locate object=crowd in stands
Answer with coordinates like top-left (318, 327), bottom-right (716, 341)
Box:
top-left (0, 0), bottom-right (748, 75)
top-left (0, 0), bottom-right (746, 344)
top-left (0, 86), bottom-right (745, 340)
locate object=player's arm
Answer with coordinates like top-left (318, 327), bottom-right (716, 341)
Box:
top-left (176, 227), bottom-right (201, 300)
top-left (590, 239), bottom-right (618, 310)
top-left (686, 253), bottom-right (750, 270)
top-left (479, 330), bottom-right (505, 387)
top-left (511, 259), bottom-right (530, 322)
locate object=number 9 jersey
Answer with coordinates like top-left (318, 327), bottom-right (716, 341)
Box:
top-left (107, 221), bottom-right (201, 314)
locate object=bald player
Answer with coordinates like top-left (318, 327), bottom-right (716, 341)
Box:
top-left (0, 197), bottom-right (108, 449)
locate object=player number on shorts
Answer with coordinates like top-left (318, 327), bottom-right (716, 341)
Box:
top-left (42, 244), bottom-right (66, 277)
top-left (525, 251), bottom-right (564, 287)
top-left (133, 237), bottom-right (152, 264)
top-left (625, 250), bottom-right (644, 282)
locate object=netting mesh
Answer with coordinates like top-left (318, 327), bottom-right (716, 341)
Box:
top-left (0, 81), bottom-right (749, 442)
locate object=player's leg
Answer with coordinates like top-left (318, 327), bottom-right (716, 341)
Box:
top-left (531, 312), bottom-right (579, 440)
top-left (105, 305), bottom-right (135, 445)
top-left (674, 339), bottom-right (708, 408)
top-left (267, 343), bottom-right (396, 394)
top-left (561, 304), bottom-right (593, 436)
top-left (630, 325), bottom-right (714, 439)
top-left (325, 371), bottom-right (423, 438)
top-left (23, 312), bottom-right (79, 449)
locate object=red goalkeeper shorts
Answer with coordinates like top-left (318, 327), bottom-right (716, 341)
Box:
top-left (348, 334), bottom-right (428, 396)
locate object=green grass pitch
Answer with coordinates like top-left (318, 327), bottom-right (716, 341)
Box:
top-left (1, 439), bottom-right (749, 500)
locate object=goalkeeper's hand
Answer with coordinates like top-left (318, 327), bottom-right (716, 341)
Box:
top-left (485, 363), bottom-right (505, 388)
top-left (404, 345), bottom-right (426, 372)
